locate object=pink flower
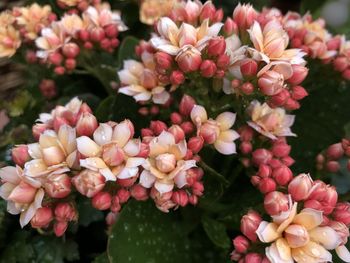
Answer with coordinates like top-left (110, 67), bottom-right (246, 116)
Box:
top-left (0, 13), bottom-right (21, 58)
top-left (140, 131), bottom-right (196, 194)
top-left (247, 100), bottom-right (296, 140)
top-left (0, 166), bottom-right (44, 227)
top-left (232, 3), bottom-right (258, 30)
top-left (190, 105), bottom-right (239, 155)
top-left (72, 169), bottom-right (105, 197)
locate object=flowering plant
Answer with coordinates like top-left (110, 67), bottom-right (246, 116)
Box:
top-left (1, 0), bottom-right (350, 262)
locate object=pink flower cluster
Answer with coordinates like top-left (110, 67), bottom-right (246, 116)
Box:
top-left (1, 95), bottom-right (239, 235)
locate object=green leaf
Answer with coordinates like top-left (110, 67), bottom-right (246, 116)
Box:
top-left (0, 231), bottom-right (34, 263)
top-left (77, 198), bottom-right (104, 227)
top-left (107, 200), bottom-right (191, 263)
top-left (93, 253), bottom-right (110, 263)
top-left (201, 216), bottom-right (231, 250)
top-left (117, 36), bottom-right (140, 67)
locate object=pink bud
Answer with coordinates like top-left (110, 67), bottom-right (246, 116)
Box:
top-left (251, 175), bottom-right (261, 186)
top-left (258, 177), bottom-right (276, 194)
top-left (288, 174), bottom-right (312, 201)
top-left (72, 169), bottom-right (105, 198)
top-left (150, 120), bottom-right (167, 135)
top-left (171, 190), bottom-right (189, 207)
top-left (140, 69), bottom-right (157, 89)
top-left (106, 212), bottom-right (118, 225)
top-left (288, 65), bottom-right (308, 85)
top-left (31, 207), bottom-right (53, 228)
top-left (192, 181), bottom-right (204, 196)
top-left (54, 221), bottom-right (68, 237)
top-left (130, 184), bottom-right (149, 201)
top-left (92, 192), bottom-right (112, 210)
top-left (26, 50), bottom-right (38, 64)
top-left (55, 203), bottom-right (76, 222)
top-left (270, 89), bottom-right (290, 106)
top-left (179, 95), bottom-right (196, 116)
top-left (117, 189), bottom-right (130, 204)
top-left (32, 123), bottom-right (49, 140)
top-left (176, 47), bottom-right (202, 72)
top-left (329, 221), bottom-right (349, 245)
top-left (180, 121), bottom-right (195, 134)
top-left (200, 60), bottom-right (217, 78)
top-left (326, 161), bottom-right (340, 173)
top-left (240, 82), bottom-right (254, 95)
top-left (44, 173), bottom-right (71, 199)
top-left (264, 191), bottom-right (289, 215)
top-left (199, 121), bottom-right (220, 144)
top-left (39, 79), bottom-right (57, 99)
top-left (333, 57), bottom-right (348, 72)
top-left (65, 58), bottom-right (76, 71)
top-left (240, 210), bottom-right (262, 242)
top-left (240, 141), bottom-right (252, 154)
top-left (291, 86), bottom-right (308, 100)
top-left (170, 112), bottom-right (182, 124)
top-left (233, 3), bottom-right (258, 30)
top-left (170, 70), bottom-right (185, 85)
top-left (327, 37), bottom-right (341, 50)
top-left (79, 29), bottom-right (90, 41)
top-left (244, 253), bottom-right (262, 263)
top-left (76, 112), bottom-right (98, 136)
top-left (105, 24), bottom-right (118, 38)
top-left (214, 9), bottom-right (224, 22)
top-left (240, 59), bottom-right (258, 77)
top-left (117, 175), bottom-right (138, 187)
top-left (155, 52), bottom-right (173, 70)
top-left (141, 128), bottom-right (154, 137)
top-left (11, 145), bottom-right (30, 167)
top-left (304, 199), bottom-right (323, 211)
top-left (168, 125), bottom-right (185, 143)
top-left (62, 43), bottom-right (80, 58)
top-left (110, 195), bottom-right (121, 213)
top-left (334, 203), bottom-right (350, 226)
top-left (90, 27), bottom-right (105, 42)
top-left (233, 235), bottom-right (250, 253)
top-left (216, 54), bottom-right (230, 69)
top-left (100, 38), bottom-right (111, 50)
top-left (199, 1), bottom-right (216, 22)
top-left (223, 17), bottom-right (238, 35)
top-left (272, 165), bottom-right (293, 186)
top-left (48, 52), bottom-right (63, 65)
top-left (258, 70), bottom-right (284, 96)
top-left (239, 126), bottom-right (254, 141)
top-left (284, 98), bottom-right (300, 110)
top-left (207, 37), bottom-right (226, 57)
top-left (257, 164), bottom-right (271, 178)
top-left (102, 143), bottom-right (125, 167)
top-left (342, 69), bottom-right (350, 80)
top-left (326, 143), bottom-right (344, 160)
top-left (188, 195), bottom-right (198, 205)
top-left (252, 149), bottom-right (273, 166)
top-left (271, 142), bottom-right (291, 158)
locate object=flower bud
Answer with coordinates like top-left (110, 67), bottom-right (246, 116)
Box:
top-left (65, 58), bottom-right (77, 71)
top-left (176, 46), bottom-right (202, 73)
top-left (342, 69), bottom-right (350, 80)
top-left (223, 17), bottom-right (238, 35)
top-left (171, 190), bottom-right (189, 207)
top-left (326, 161), bottom-right (340, 173)
top-left (54, 221), bottom-right (68, 237)
top-left (110, 195), bottom-right (121, 213)
top-left (272, 165), bottom-right (293, 186)
top-left (199, 121), bottom-right (220, 144)
top-left (150, 120), bottom-right (167, 135)
top-left (199, 1), bottom-right (216, 22)
top-left (257, 164), bottom-right (271, 178)
top-left (106, 212), bottom-right (118, 225)
top-left (62, 43), bottom-right (80, 58)
top-left (271, 142), bottom-right (291, 158)
top-left (55, 203), bottom-right (77, 222)
top-left (329, 221), bottom-right (349, 245)
top-left (180, 121), bottom-right (195, 134)
top-left (288, 173), bottom-right (313, 201)
top-left (207, 37), bottom-right (226, 57)
top-left (233, 3), bottom-right (257, 30)
top-left (48, 52), bottom-right (63, 66)
top-left (44, 173), bottom-right (71, 199)
top-left (11, 145), bottom-right (30, 167)
top-left (252, 149), bottom-right (273, 166)
top-left (240, 141), bottom-right (252, 154)
top-left (72, 169), bottom-right (105, 197)
top-left (233, 235), bottom-right (250, 253)
top-left (284, 98), bottom-right (300, 110)
top-left (244, 253), bottom-right (262, 263)
top-left (76, 112), bottom-right (98, 137)
top-left (258, 177), bottom-right (276, 194)
top-left (155, 52), bottom-right (173, 70)
top-left (168, 125), bottom-right (185, 143)
top-left (326, 143), bottom-right (344, 160)
top-left (188, 195), bottom-right (198, 205)
top-left (92, 192), bottom-right (112, 210)
top-left (116, 174), bottom-right (138, 187)
top-left (288, 65), bottom-right (308, 85)
top-left (291, 86), bottom-right (308, 100)
top-left (155, 153), bottom-right (176, 173)
top-left (105, 24), bottom-right (118, 38)
top-left (240, 59), bottom-right (258, 77)
top-left (334, 57), bottom-right (348, 72)
top-left (188, 136), bottom-right (204, 154)
top-left (264, 191), bottom-right (289, 215)
top-left (258, 70), bottom-right (284, 96)
top-left (102, 143), bottom-right (125, 167)
top-left (270, 89), bottom-right (290, 106)
top-left (170, 112), bottom-right (182, 125)
top-left (31, 207), bottom-right (53, 228)
top-left (170, 70), bottom-right (185, 85)
top-left (130, 184), bottom-right (149, 200)
top-left (285, 224), bottom-right (310, 248)
top-left (179, 95), bottom-right (196, 116)
top-left (117, 189), bottom-right (130, 204)
top-left (192, 181), bottom-right (204, 196)
top-left (200, 60), bottom-right (217, 78)
top-left (90, 27), bottom-right (105, 42)
top-left (334, 203), bottom-right (350, 226)
top-left (39, 79), bottom-right (57, 99)
top-left (240, 210), bottom-right (262, 242)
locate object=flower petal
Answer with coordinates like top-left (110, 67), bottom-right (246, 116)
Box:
top-left (139, 170), bottom-right (156, 188)
top-left (336, 245), bottom-right (350, 263)
top-left (292, 208), bottom-right (323, 230)
top-left (216, 112), bottom-right (236, 131)
top-left (76, 136), bottom-right (101, 157)
top-left (309, 226), bottom-right (341, 250)
top-left (256, 221), bottom-right (280, 243)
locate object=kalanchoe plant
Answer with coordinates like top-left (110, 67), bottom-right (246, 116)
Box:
top-left (2, 0), bottom-right (350, 262)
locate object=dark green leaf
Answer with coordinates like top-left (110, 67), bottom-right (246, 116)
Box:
top-left (201, 216), bottom-right (231, 250)
top-left (117, 36), bottom-right (140, 67)
top-left (77, 198), bottom-right (104, 227)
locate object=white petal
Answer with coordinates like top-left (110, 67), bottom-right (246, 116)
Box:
top-left (19, 188), bottom-right (44, 228)
top-left (214, 140), bottom-right (236, 155)
top-left (174, 171), bottom-right (187, 188)
top-left (139, 170), bottom-right (156, 188)
top-left (100, 168), bottom-right (116, 181)
top-left (93, 123), bottom-right (113, 146)
top-left (216, 112), bottom-right (236, 131)
top-left (123, 139), bottom-right (141, 156)
top-left (0, 166), bottom-right (21, 184)
top-left (76, 136), bottom-right (101, 157)
top-left (155, 181), bottom-right (174, 194)
top-left (190, 105), bottom-right (208, 125)
top-left (117, 167), bottom-right (139, 179)
top-left (27, 143), bottom-right (42, 159)
top-left (336, 245), bottom-right (350, 263)
top-left (309, 226), bottom-right (341, 250)
top-left (112, 122), bottom-right (131, 148)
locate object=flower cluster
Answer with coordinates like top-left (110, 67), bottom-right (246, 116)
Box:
top-left (1, 95), bottom-right (239, 234)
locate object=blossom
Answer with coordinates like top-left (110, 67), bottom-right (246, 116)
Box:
top-left (24, 125), bottom-right (77, 180)
top-left (256, 202), bottom-right (350, 262)
top-left (247, 100), bottom-right (296, 140)
top-left (168, 0), bottom-right (202, 25)
top-left (140, 131), bottom-right (196, 194)
top-left (150, 17), bottom-right (223, 56)
top-left (118, 57), bottom-right (170, 104)
top-left (14, 3), bottom-right (53, 40)
top-left (59, 14), bottom-right (84, 36)
top-left (57, 0), bottom-right (83, 7)
top-left (77, 121), bottom-right (144, 182)
top-left (0, 166), bottom-right (44, 227)
top-left (140, 0), bottom-right (175, 25)
top-left (0, 12), bottom-right (21, 58)
top-left (248, 20), bottom-right (305, 67)
top-left (190, 105), bottom-right (239, 155)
